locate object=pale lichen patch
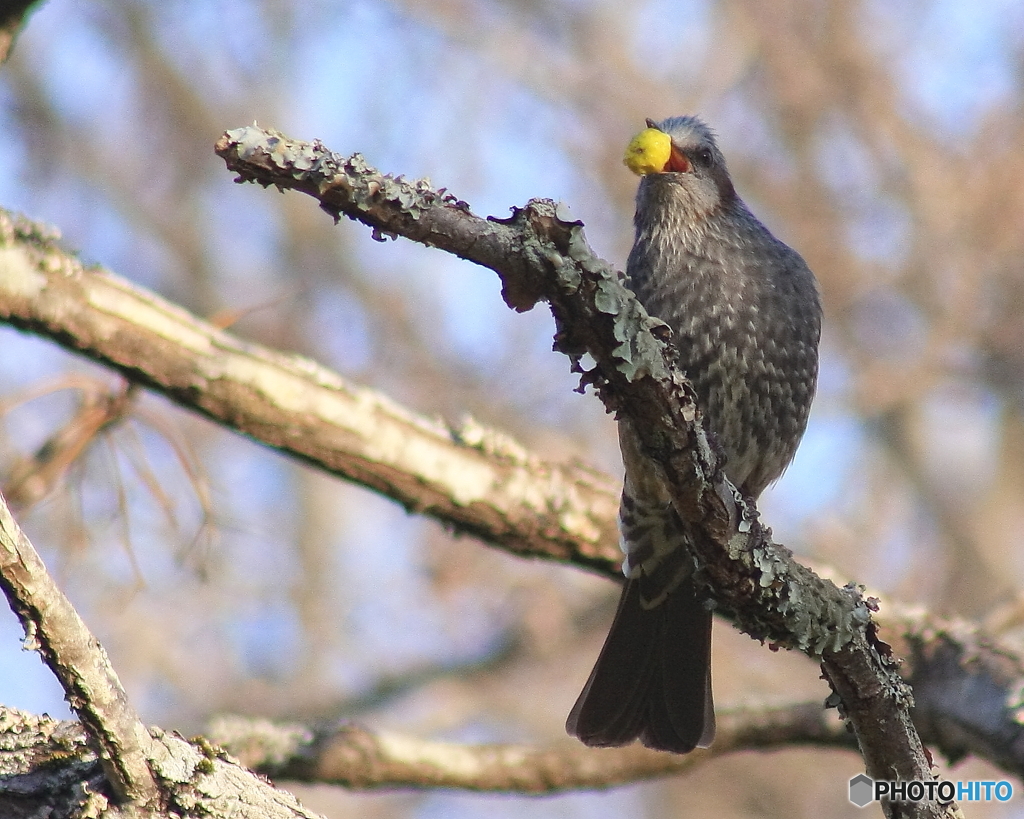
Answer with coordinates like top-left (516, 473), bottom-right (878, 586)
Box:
top-left (0, 247), bottom-right (46, 298)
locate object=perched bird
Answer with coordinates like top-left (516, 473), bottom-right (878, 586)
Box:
top-left (566, 116), bottom-right (821, 753)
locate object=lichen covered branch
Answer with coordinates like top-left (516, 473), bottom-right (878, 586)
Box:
top-left (0, 707), bottom-right (327, 818)
top-left (214, 126), bottom-right (869, 653)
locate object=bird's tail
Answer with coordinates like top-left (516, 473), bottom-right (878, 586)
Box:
top-left (566, 574), bottom-right (715, 753)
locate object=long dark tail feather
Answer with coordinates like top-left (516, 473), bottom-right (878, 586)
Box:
top-left (566, 577), bottom-right (714, 754)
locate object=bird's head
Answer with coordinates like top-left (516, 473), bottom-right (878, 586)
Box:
top-left (623, 116), bottom-right (736, 215)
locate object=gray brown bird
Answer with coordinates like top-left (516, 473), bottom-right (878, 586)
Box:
top-left (566, 116), bottom-right (821, 753)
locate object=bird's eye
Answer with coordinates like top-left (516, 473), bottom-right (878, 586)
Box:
top-left (695, 148), bottom-right (713, 166)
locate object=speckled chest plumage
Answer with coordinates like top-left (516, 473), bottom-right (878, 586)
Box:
top-left (627, 173), bottom-right (821, 498)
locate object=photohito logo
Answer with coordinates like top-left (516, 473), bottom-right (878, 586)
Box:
top-left (848, 774), bottom-right (1013, 807)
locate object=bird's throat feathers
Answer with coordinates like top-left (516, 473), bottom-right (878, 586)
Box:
top-left (633, 175), bottom-right (744, 259)
top-left (636, 169), bottom-right (736, 226)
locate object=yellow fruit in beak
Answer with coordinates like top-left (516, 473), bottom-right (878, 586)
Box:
top-left (623, 127), bottom-right (672, 176)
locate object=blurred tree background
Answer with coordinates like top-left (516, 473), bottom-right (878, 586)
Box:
top-left (2, 0), bottom-right (1023, 816)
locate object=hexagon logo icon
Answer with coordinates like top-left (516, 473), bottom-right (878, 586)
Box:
top-left (849, 773), bottom-right (874, 807)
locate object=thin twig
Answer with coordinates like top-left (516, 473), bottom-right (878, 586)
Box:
top-left (2, 379), bottom-right (135, 512)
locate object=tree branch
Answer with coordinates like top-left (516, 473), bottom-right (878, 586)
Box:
top-left (0, 706), bottom-right (327, 819)
top-left (0, 490), bottom-right (160, 805)
top-left (0, 209), bottom-right (619, 576)
top-left (2, 378), bottom-right (136, 513)
top-left (886, 601), bottom-right (1024, 779)
top-left (206, 703), bottom-right (854, 793)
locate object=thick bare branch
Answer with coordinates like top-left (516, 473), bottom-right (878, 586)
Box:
top-left (0, 209), bottom-right (619, 575)
top-left (2, 232), bottom-right (1020, 788)
top-left (0, 492), bottom-right (160, 804)
top-left (3, 599), bottom-right (1020, 799)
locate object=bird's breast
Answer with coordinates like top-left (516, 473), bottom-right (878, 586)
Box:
top-left (626, 216), bottom-right (820, 496)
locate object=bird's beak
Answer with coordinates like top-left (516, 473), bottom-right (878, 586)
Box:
top-left (665, 144), bottom-right (691, 174)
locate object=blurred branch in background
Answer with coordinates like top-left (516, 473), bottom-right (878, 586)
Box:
top-left (0, 0), bottom-right (36, 64)
top-left (1, 378), bottom-right (136, 513)
top-left (207, 704), bottom-right (854, 792)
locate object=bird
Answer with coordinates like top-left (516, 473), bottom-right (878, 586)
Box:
top-left (566, 116), bottom-right (821, 753)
